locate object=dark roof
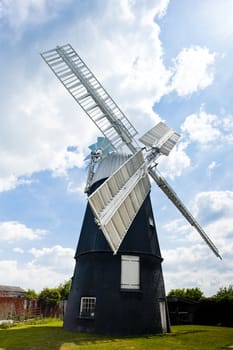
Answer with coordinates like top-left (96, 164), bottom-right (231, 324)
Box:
top-left (167, 296), bottom-right (198, 304)
top-left (0, 285), bottom-right (26, 294)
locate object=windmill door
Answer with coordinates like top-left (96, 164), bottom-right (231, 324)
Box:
top-left (159, 300), bottom-right (167, 333)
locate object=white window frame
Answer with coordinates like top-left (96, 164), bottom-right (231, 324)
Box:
top-left (79, 297), bottom-right (96, 318)
top-left (121, 255), bottom-right (140, 290)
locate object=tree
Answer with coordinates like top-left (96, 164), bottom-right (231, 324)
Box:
top-left (214, 285), bottom-right (233, 300)
top-left (38, 288), bottom-right (61, 307)
top-left (25, 289), bottom-right (38, 299)
top-left (38, 288), bottom-right (61, 316)
top-left (167, 288), bottom-right (186, 298)
top-left (167, 287), bottom-right (204, 301)
top-left (58, 279), bottom-right (72, 300)
top-left (185, 288), bottom-right (203, 301)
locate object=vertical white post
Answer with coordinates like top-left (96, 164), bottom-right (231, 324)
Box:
top-left (159, 300), bottom-right (167, 333)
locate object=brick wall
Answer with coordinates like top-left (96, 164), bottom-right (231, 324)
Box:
top-left (0, 298), bottom-right (40, 320)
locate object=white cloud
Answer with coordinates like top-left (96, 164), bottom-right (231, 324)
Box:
top-left (163, 218), bottom-right (190, 237)
top-left (181, 107), bottom-right (233, 146)
top-left (29, 245), bottom-right (75, 273)
top-left (208, 160), bottom-right (219, 172)
top-left (0, 175), bottom-right (34, 192)
top-left (157, 142), bottom-right (191, 179)
top-left (0, 77), bottom-right (95, 192)
top-left (29, 244), bottom-right (73, 258)
top-left (13, 247), bottom-right (25, 254)
top-left (0, 260), bottom-right (19, 282)
top-left (0, 221), bottom-right (47, 241)
top-left (168, 46), bottom-right (216, 96)
top-left (119, 0), bottom-right (170, 23)
top-left (164, 263), bottom-right (230, 297)
top-left (0, 245), bottom-right (75, 292)
top-left (0, 175), bottom-right (19, 192)
top-left (0, 0), bottom-right (71, 32)
top-left (0, 257), bottom-right (74, 292)
top-left (181, 109), bottom-right (220, 144)
top-left (193, 191), bottom-right (233, 220)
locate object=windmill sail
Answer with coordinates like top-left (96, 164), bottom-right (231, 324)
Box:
top-left (41, 44), bottom-right (138, 153)
top-left (139, 122), bottom-right (180, 156)
top-left (88, 150), bottom-right (151, 254)
top-left (149, 167), bottom-right (222, 259)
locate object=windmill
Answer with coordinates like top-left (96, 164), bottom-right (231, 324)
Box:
top-left (41, 44), bottom-right (221, 335)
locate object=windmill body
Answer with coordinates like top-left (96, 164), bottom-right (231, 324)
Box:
top-left (41, 44), bottom-right (221, 335)
top-left (64, 153), bottom-right (169, 334)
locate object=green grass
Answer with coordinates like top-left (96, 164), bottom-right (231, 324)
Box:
top-left (0, 319), bottom-right (233, 350)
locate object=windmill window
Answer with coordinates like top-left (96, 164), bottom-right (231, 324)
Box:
top-left (79, 297), bottom-right (96, 319)
top-left (121, 255), bottom-right (140, 290)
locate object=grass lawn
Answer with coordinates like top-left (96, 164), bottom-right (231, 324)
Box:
top-left (0, 319), bottom-right (233, 350)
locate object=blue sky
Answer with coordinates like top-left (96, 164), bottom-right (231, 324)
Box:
top-left (0, 0), bottom-right (232, 295)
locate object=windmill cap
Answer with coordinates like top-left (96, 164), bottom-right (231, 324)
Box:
top-left (91, 152), bottom-right (130, 187)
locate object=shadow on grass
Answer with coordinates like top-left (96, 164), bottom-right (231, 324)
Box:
top-left (0, 325), bottom-right (125, 350)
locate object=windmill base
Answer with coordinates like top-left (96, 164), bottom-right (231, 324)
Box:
top-left (63, 252), bottom-right (170, 335)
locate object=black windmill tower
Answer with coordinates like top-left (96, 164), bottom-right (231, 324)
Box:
top-left (41, 44), bottom-right (221, 335)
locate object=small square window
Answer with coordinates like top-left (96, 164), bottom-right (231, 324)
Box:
top-left (80, 297), bottom-right (96, 319)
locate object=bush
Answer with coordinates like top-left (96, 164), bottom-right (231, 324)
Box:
top-left (213, 285), bottom-right (233, 301)
top-left (38, 288), bottom-right (61, 317)
top-left (167, 288), bottom-right (204, 301)
top-left (195, 298), bottom-right (233, 326)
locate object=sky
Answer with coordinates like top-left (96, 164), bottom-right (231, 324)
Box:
top-left (0, 0), bottom-right (232, 296)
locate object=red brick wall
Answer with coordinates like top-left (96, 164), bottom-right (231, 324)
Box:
top-left (0, 298), bottom-right (66, 320)
top-left (0, 297), bottom-right (25, 319)
top-left (0, 298), bottom-right (40, 320)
